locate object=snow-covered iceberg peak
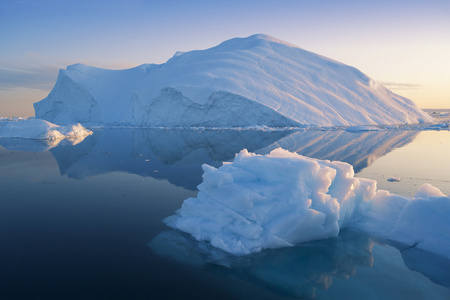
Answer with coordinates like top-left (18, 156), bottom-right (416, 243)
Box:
top-left (165, 148), bottom-right (450, 259)
top-left (34, 34), bottom-right (433, 127)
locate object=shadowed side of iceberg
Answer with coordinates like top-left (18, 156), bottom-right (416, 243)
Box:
top-left (34, 69), bottom-right (104, 124)
top-left (135, 88), bottom-right (301, 127)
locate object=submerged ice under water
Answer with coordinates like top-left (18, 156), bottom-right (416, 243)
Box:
top-left (0, 127), bottom-right (449, 299)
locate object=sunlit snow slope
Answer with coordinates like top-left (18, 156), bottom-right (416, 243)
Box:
top-left (34, 34), bottom-right (432, 127)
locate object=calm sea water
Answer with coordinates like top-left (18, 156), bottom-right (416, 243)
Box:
top-left (0, 127), bottom-right (449, 299)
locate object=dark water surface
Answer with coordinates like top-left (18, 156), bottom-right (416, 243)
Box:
top-left (0, 128), bottom-right (449, 299)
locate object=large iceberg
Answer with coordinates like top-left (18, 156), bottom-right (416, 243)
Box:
top-left (34, 34), bottom-right (432, 127)
top-left (165, 149), bottom-right (450, 259)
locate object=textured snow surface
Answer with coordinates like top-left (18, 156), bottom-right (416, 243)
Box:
top-left (166, 149), bottom-right (450, 258)
top-left (0, 119), bottom-right (92, 140)
top-left (34, 34), bottom-right (432, 127)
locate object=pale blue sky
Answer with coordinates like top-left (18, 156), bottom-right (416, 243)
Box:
top-left (1, 0), bottom-right (449, 116)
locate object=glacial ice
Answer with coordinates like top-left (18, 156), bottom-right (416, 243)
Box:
top-left (358, 184), bottom-right (450, 259)
top-left (34, 34), bottom-right (432, 127)
top-left (0, 119), bottom-right (92, 141)
top-left (166, 148), bottom-right (450, 259)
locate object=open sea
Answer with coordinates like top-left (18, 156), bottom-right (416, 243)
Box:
top-left (1, 116), bottom-right (449, 299)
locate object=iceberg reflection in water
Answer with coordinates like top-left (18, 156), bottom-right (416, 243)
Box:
top-left (150, 229), bottom-right (450, 299)
top-left (0, 128), bottom-right (419, 189)
top-left (49, 129), bottom-right (292, 189)
top-left (149, 229), bottom-right (374, 299)
top-left (259, 129), bottom-right (419, 172)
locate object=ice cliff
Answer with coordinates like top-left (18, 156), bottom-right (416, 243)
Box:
top-left (34, 34), bottom-right (432, 127)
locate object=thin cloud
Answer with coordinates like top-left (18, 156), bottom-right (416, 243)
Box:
top-left (0, 64), bottom-right (58, 91)
top-left (380, 82), bottom-right (422, 90)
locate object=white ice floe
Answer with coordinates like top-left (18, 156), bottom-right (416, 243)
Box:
top-left (166, 148), bottom-right (450, 259)
top-left (0, 119), bottom-right (92, 141)
top-left (34, 34), bottom-right (432, 127)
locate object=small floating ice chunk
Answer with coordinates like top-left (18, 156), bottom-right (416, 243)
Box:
top-left (0, 119), bottom-right (92, 140)
top-left (387, 177), bottom-right (401, 182)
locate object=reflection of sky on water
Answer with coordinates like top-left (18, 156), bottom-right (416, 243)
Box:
top-left (358, 130), bottom-right (450, 196)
